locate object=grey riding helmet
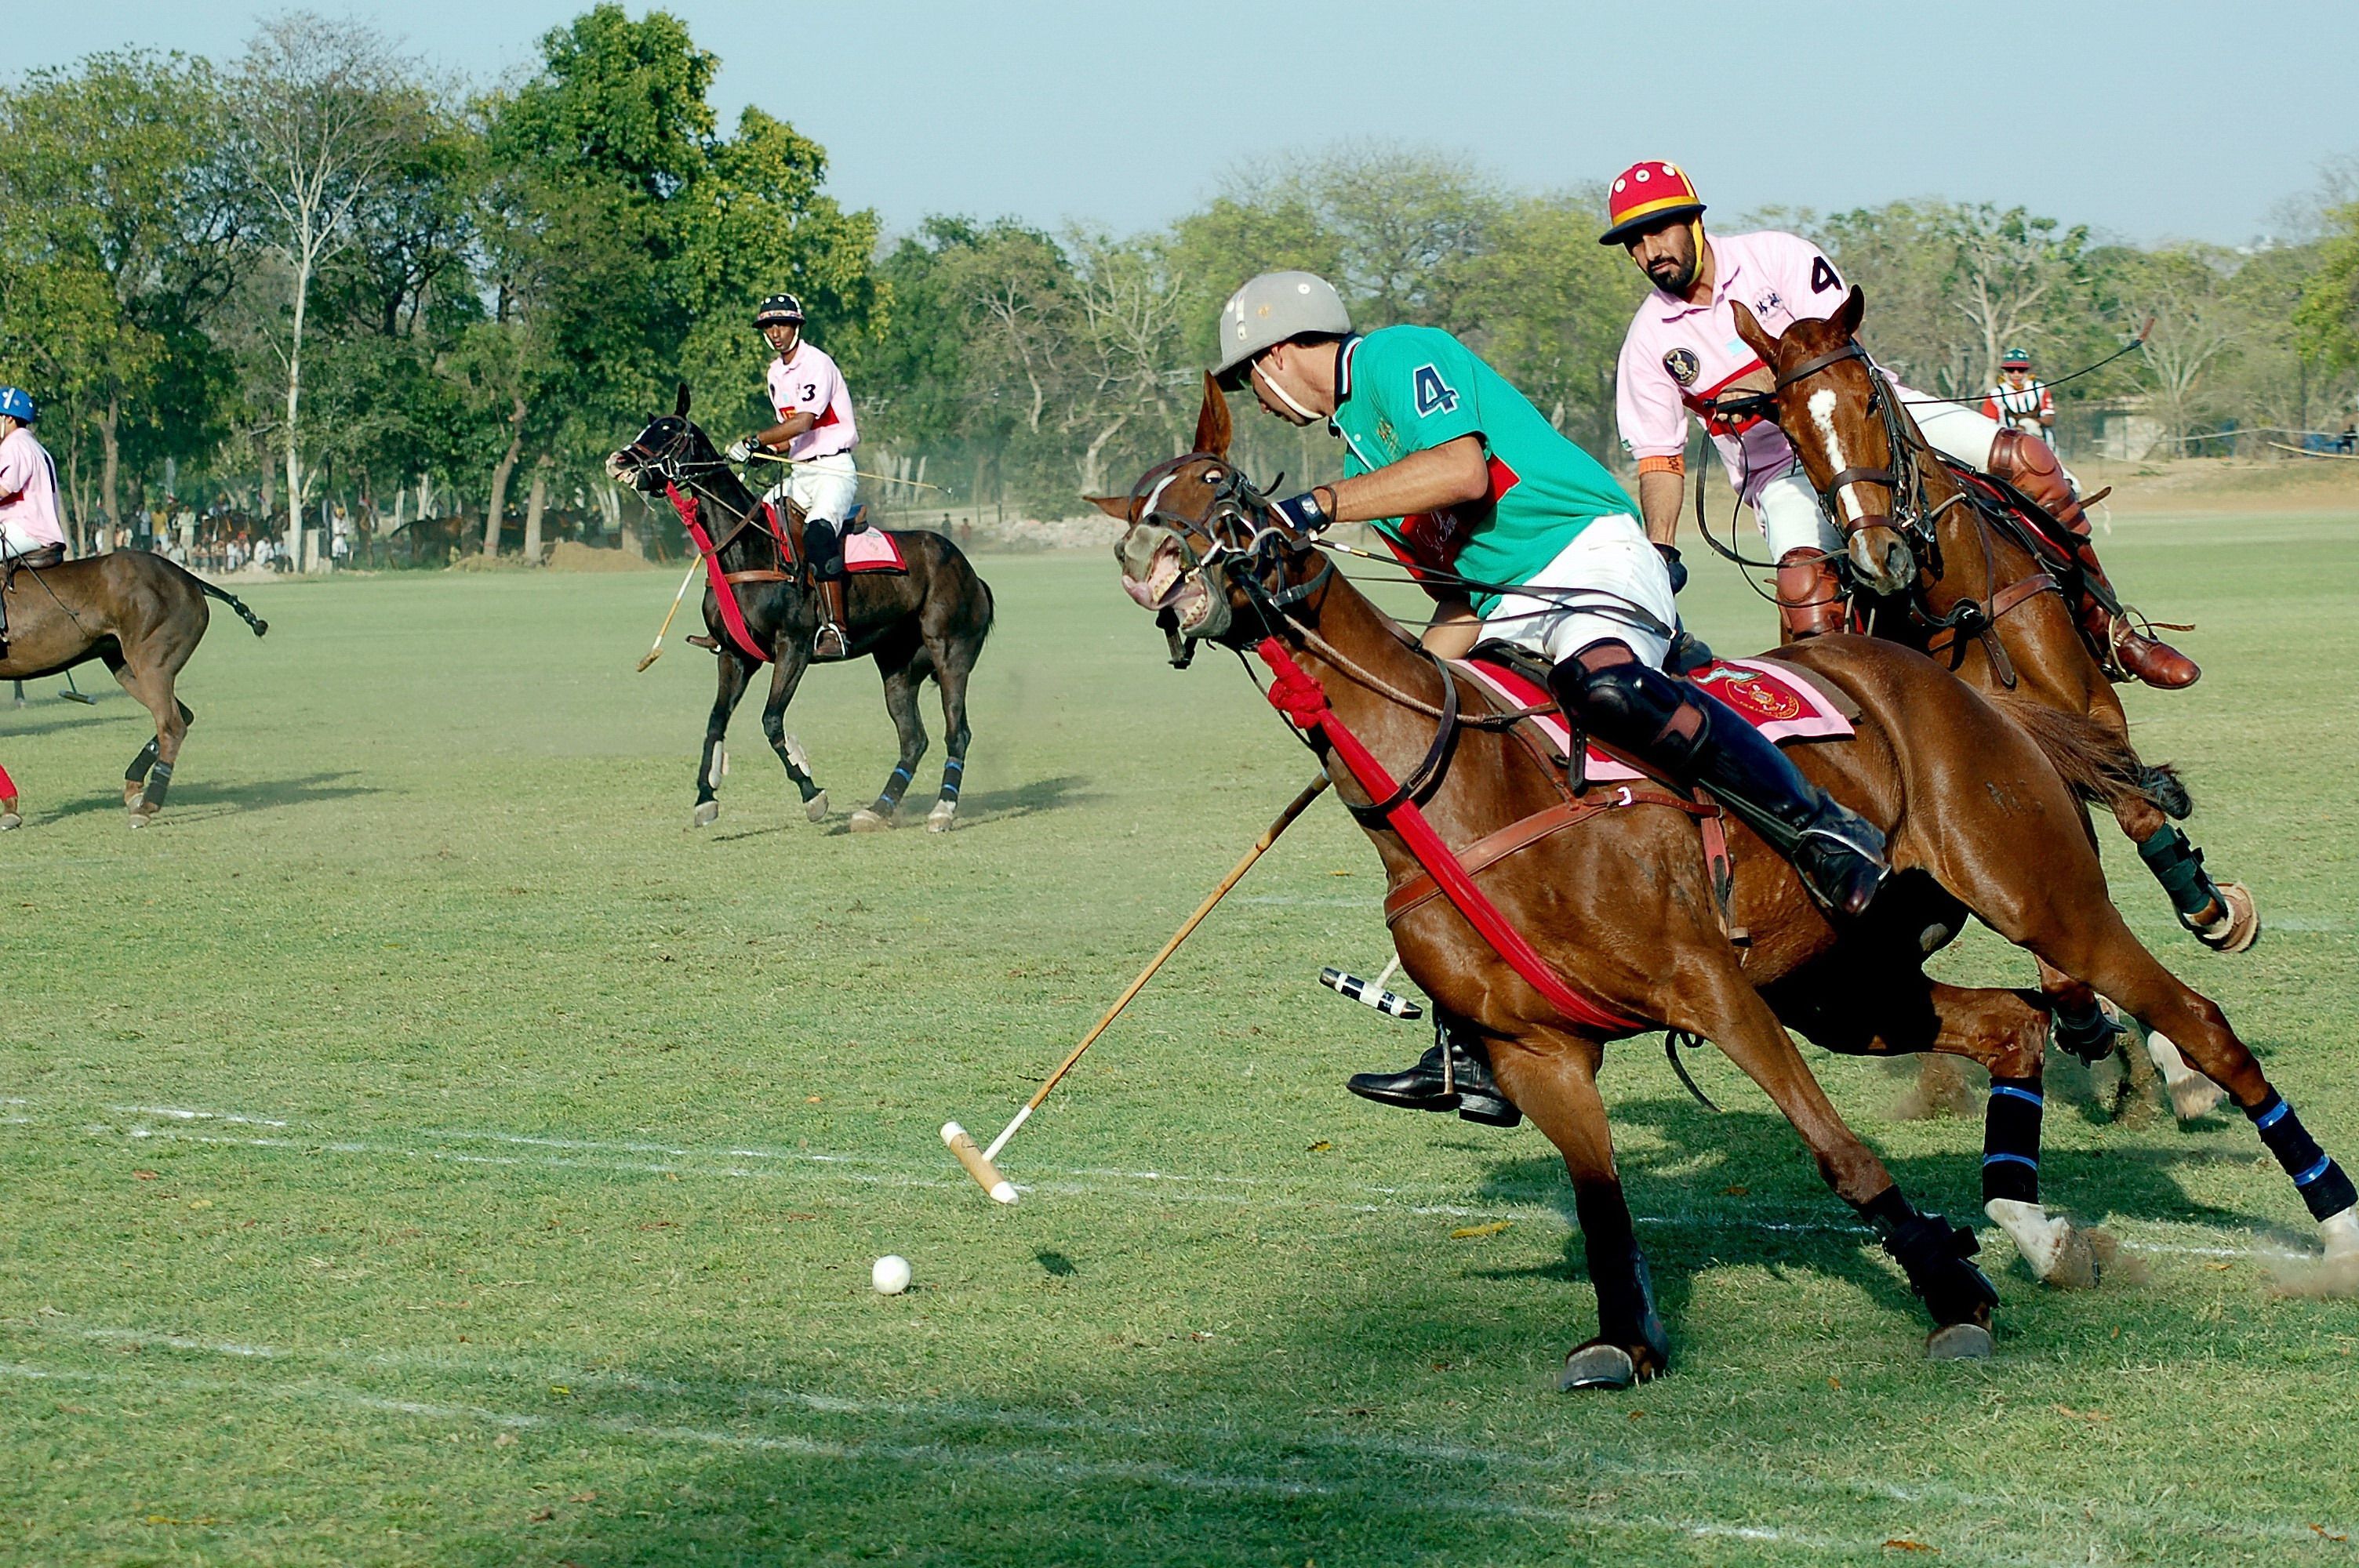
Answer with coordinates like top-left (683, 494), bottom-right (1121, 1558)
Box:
top-left (1212, 271), bottom-right (1352, 390)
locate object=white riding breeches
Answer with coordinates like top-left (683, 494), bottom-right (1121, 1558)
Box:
top-left (764, 451), bottom-right (859, 530)
top-left (1747, 381), bottom-right (2008, 560)
top-left (1480, 514), bottom-right (1677, 670)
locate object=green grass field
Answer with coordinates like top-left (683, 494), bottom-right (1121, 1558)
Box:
top-left (5, 510), bottom-right (2359, 1566)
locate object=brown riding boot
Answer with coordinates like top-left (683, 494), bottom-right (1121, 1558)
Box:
top-left (1988, 429), bottom-right (2198, 688)
top-left (1775, 550), bottom-right (1847, 641)
top-left (814, 574), bottom-right (850, 659)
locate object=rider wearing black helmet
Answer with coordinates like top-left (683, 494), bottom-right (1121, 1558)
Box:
top-left (727, 293), bottom-right (862, 659)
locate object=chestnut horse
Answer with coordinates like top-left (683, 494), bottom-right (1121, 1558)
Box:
top-left (0, 549), bottom-right (267, 826)
top-left (1102, 378), bottom-right (2357, 1388)
top-left (609, 389), bottom-right (994, 833)
top-left (1728, 291), bottom-right (2256, 953)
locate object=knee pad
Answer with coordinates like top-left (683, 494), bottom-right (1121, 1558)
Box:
top-left (1550, 644), bottom-right (1696, 755)
top-left (803, 520), bottom-right (843, 577)
top-left (1988, 430), bottom-right (2084, 529)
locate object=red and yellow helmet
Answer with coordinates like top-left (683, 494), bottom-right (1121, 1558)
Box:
top-left (1599, 160), bottom-right (1707, 247)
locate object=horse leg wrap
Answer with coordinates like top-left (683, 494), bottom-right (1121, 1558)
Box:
top-left (127, 738), bottom-right (161, 784)
top-left (939, 754), bottom-right (964, 802)
top-left (2137, 824), bottom-right (2223, 925)
top-left (2248, 1093), bottom-right (2359, 1221)
top-left (1861, 1187), bottom-right (1999, 1323)
top-left (878, 764), bottom-right (913, 812)
top-left (2051, 996), bottom-right (2121, 1065)
top-left (1573, 1185), bottom-right (1670, 1371)
top-left (1981, 1080), bottom-right (2043, 1206)
top-left (139, 760), bottom-right (173, 810)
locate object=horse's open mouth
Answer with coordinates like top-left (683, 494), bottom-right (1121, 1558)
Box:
top-left (1121, 540), bottom-right (1215, 633)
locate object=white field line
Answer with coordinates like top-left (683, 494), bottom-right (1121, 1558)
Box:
top-left (5, 1098), bottom-right (2331, 1264)
top-left (0, 1352), bottom-right (2263, 1563)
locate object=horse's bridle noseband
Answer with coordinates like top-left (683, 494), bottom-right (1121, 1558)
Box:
top-left (1125, 452), bottom-right (1335, 652)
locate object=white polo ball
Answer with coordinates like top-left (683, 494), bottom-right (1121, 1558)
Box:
top-left (871, 1254), bottom-right (911, 1295)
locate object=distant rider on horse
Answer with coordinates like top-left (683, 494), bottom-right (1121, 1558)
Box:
top-left (725, 293), bottom-right (861, 659)
top-left (1214, 270), bottom-right (1889, 1121)
top-left (1605, 161), bottom-right (2197, 688)
top-left (0, 385), bottom-right (67, 659)
top-left (1982, 347), bottom-right (2055, 445)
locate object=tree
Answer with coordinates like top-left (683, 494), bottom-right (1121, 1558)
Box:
top-left (0, 51), bottom-right (245, 545)
top-left (2119, 245), bottom-right (2247, 447)
top-left (1943, 204), bottom-right (2090, 394)
top-left (1456, 189), bottom-right (1630, 457)
top-left (2296, 201), bottom-right (2359, 375)
top-left (227, 13), bottom-right (409, 570)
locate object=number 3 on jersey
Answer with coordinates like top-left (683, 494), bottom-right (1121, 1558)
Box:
top-left (1412, 365), bottom-right (1459, 417)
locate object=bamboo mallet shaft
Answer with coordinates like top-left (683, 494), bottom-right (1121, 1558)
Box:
top-left (636, 557), bottom-right (705, 672)
top-left (946, 773), bottom-right (1332, 1201)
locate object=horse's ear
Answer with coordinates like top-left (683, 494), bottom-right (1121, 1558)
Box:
top-left (1191, 372), bottom-right (1233, 458)
top-left (1839, 284), bottom-right (1866, 336)
top-left (1729, 299), bottom-right (1777, 362)
top-left (1085, 495), bottom-right (1133, 521)
top-left (674, 382), bottom-right (692, 418)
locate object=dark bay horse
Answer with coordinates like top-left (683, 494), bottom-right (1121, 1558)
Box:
top-left (0, 549), bottom-right (267, 825)
top-left (1729, 289), bottom-right (2250, 1115)
top-left (1100, 378), bottom-right (2357, 1387)
top-left (609, 388), bottom-right (994, 832)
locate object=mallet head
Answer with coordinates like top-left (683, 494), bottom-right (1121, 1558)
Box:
top-left (942, 1121), bottom-right (1018, 1204)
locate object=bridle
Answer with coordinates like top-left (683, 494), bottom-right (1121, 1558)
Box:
top-left (1123, 451), bottom-right (1333, 659)
top-left (1752, 340), bottom-right (1932, 552)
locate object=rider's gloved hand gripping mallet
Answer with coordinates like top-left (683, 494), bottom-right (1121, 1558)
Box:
top-left (943, 774), bottom-right (1332, 1203)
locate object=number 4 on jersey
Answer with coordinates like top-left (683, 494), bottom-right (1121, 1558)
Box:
top-left (1810, 256), bottom-right (1841, 294)
top-left (1412, 365), bottom-right (1460, 416)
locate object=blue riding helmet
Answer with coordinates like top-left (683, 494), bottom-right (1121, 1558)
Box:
top-left (0, 387), bottom-right (34, 424)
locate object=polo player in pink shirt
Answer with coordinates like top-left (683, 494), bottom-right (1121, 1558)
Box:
top-left (1605, 163), bottom-right (2195, 688)
top-left (0, 385), bottom-right (68, 662)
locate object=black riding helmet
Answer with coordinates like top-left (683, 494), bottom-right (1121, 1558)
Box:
top-left (754, 292), bottom-right (805, 329)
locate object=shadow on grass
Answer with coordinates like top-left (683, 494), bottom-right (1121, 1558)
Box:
top-left (40, 770), bottom-right (380, 823)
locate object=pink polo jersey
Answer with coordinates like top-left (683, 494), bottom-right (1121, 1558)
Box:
top-left (764, 339), bottom-right (859, 460)
top-left (1616, 230), bottom-right (1851, 504)
top-left (0, 425), bottom-right (67, 553)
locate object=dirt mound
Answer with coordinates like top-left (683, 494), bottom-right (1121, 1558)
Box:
top-left (547, 541), bottom-right (663, 572)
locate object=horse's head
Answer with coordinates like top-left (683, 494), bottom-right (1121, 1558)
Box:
top-left (1730, 287), bottom-right (1917, 597)
top-left (607, 383), bottom-right (716, 495)
top-left (1093, 375), bottom-right (1330, 666)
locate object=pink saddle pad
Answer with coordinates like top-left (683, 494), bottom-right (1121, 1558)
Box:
top-left (1454, 655), bottom-right (1855, 782)
top-left (841, 529), bottom-right (907, 574)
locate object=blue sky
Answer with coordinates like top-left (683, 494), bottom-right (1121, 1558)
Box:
top-left (13, 0), bottom-right (2354, 245)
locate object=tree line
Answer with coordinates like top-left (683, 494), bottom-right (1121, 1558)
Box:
top-left (4, 7), bottom-right (2357, 567)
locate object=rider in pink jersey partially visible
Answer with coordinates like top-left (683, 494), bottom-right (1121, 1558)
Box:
top-left (1605, 162), bottom-right (2197, 688)
top-left (0, 385), bottom-right (68, 665)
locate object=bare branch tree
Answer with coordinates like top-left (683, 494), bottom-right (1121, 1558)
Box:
top-left (227, 13), bottom-right (408, 571)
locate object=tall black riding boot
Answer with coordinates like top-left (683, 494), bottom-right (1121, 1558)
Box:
top-left (1552, 644), bottom-right (1891, 918)
top-left (1346, 1022), bottom-right (1521, 1127)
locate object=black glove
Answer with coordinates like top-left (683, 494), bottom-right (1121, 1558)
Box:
top-left (1654, 541), bottom-right (1688, 595)
top-left (1268, 489), bottom-right (1333, 534)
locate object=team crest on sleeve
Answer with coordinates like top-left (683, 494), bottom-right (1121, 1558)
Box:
top-left (1412, 365), bottom-right (1460, 416)
top-left (1754, 289), bottom-right (1784, 318)
top-left (1663, 348), bottom-right (1699, 387)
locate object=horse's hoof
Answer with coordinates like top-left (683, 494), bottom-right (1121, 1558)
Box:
top-left (804, 790), bottom-right (829, 824)
top-left (849, 808), bottom-right (892, 833)
top-left (127, 811), bottom-right (154, 830)
top-left (691, 800), bottom-right (719, 828)
top-left (1925, 1323), bottom-right (1994, 1360)
top-left (0, 811), bottom-right (20, 832)
top-left (2147, 1030), bottom-right (2227, 1121)
top-left (123, 784), bottom-right (144, 810)
top-left (1558, 1342), bottom-right (1639, 1392)
top-left (2194, 882), bottom-right (2259, 953)
top-left (926, 802), bottom-right (956, 833)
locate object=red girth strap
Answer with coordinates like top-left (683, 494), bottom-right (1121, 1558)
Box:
top-left (663, 481), bottom-right (771, 663)
top-left (1256, 637), bottom-right (1645, 1036)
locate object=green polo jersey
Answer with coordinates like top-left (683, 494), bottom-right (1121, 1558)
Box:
top-left (1329, 325), bottom-right (1636, 616)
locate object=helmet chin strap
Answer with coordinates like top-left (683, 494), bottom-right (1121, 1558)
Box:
top-left (1252, 358), bottom-right (1321, 423)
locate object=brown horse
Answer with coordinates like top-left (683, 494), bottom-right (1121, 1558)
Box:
top-left (1728, 291), bottom-right (2252, 1117)
top-left (1101, 378), bottom-right (2357, 1387)
top-left (0, 549), bottom-right (267, 825)
top-left (609, 388), bottom-right (994, 832)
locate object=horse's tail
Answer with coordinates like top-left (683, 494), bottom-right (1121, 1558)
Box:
top-left (171, 562), bottom-right (270, 638)
top-left (1986, 691), bottom-right (2181, 816)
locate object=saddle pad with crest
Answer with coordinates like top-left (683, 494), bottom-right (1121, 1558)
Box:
top-left (841, 529), bottom-right (908, 574)
top-left (1454, 655), bottom-right (1855, 782)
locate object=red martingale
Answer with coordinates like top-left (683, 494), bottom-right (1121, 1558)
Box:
top-left (1255, 637), bottom-right (1645, 1036)
top-left (663, 482), bottom-right (772, 663)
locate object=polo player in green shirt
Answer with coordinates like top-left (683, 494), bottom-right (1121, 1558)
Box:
top-left (1214, 270), bottom-right (1890, 1123)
